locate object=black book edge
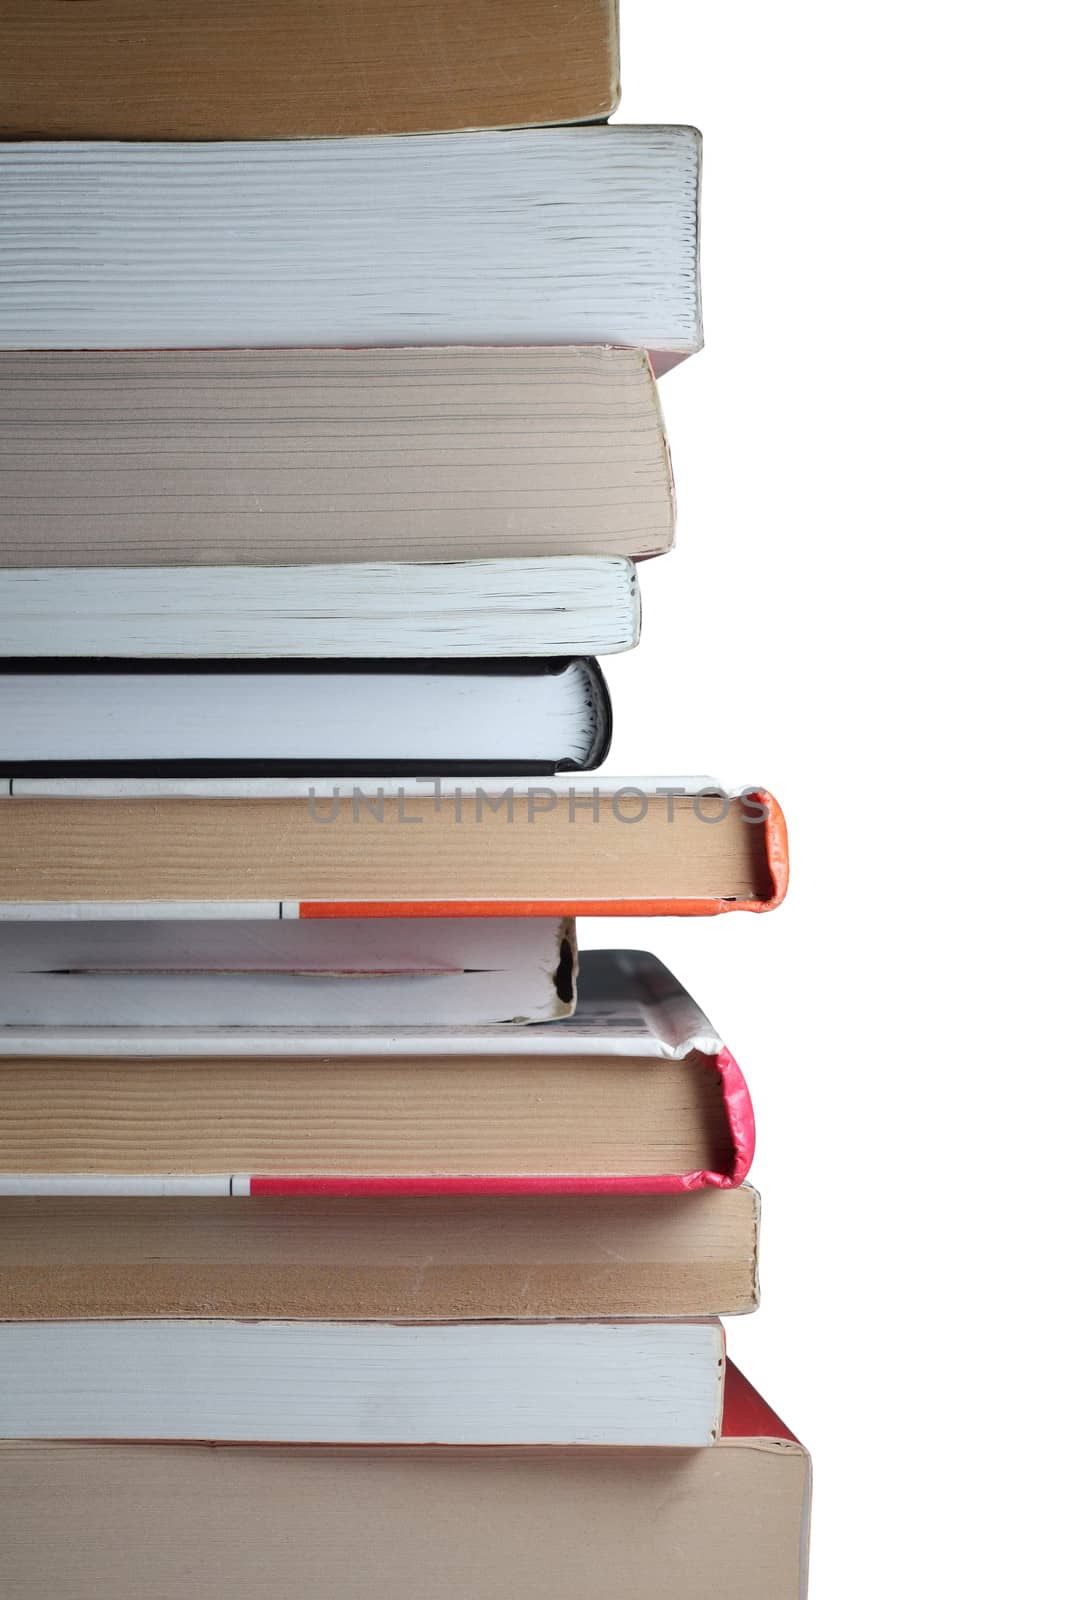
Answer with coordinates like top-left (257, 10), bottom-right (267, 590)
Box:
top-left (0, 658), bottom-right (581, 679)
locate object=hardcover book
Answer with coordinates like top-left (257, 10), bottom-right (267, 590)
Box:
top-left (0, 778), bottom-right (788, 916)
top-left (0, 661), bottom-right (613, 777)
top-left (0, 949), bottom-right (755, 1196)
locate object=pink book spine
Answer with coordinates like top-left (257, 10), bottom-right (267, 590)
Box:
top-left (246, 1042), bottom-right (754, 1197)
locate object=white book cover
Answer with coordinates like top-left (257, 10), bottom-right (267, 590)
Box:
top-left (0, 916), bottom-right (576, 1027)
top-left (2, 773), bottom-right (722, 801)
top-left (0, 947), bottom-right (719, 1062)
top-left (0, 660), bottom-right (612, 773)
top-left (0, 1318), bottom-right (725, 1447)
top-left (0, 130), bottom-right (701, 360)
top-left (0, 557), bottom-right (639, 658)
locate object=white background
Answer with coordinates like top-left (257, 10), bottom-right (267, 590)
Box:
top-left (590, 4), bottom-right (1068, 1595)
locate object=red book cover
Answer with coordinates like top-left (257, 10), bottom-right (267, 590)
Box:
top-left (721, 1360), bottom-right (800, 1444)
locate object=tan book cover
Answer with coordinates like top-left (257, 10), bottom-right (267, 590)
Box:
top-left (0, 0), bottom-right (620, 139)
top-left (0, 1187), bottom-right (760, 1321)
top-left (0, 1050), bottom-right (737, 1182)
top-left (0, 782), bottom-right (785, 913)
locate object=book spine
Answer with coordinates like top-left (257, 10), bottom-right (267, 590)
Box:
top-left (0, 1171), bottom-right (742, 1198)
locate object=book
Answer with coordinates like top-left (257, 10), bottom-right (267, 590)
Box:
top-left (0, 0), bottom-right (620, 140)
top-left (0, 1317), bottom-right (726, 1446)
top-left (0, 557), bottom-right (639, 659)
top-left (0, 347), bottom-right (673, 565)
top-left (0, 1185), bottom-right (760, 1321)
top-left (0, 949), bottom-right (755, 1194)
top-left (0, 779), bottom-right (788, 915)
top-left (0, 129), bottom-right (702, 368)
top-left (0, 916), bottom-right (578, 1029)
top-left (0, 1363), bottom-right (810, 1600)
top-left (0, 661), bottom-right (613, 777)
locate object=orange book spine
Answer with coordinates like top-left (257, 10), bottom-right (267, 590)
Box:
top-left (299, 789), bottom-right (789, 919)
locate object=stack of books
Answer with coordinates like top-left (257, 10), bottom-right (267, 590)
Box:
top-left (0, 4), bottom-right (811, 1596)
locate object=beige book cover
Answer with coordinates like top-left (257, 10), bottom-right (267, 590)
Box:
top-left (0, 347), bottom-right (673, 566)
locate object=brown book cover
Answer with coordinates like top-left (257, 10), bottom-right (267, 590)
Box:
top-left (0, 1186), bottom-right (760, 1321)
top-left (0, 0), bottom-right (620, 139)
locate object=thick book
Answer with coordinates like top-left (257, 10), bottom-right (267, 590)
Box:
top-left (0, 129), bottom-right (702, 368)
top-left (0, 661), bottom-right (613, 777)
top-left (0, 557), bottom-right (639, 659)
top-left (0, 1185), bottom-right (760, 1321)
top-left (0, 0), bottom-right (620, 140)
top-left (0, 347), bottom-right (674, 566)
top-left (0, 1317), bottom-right (726, 1447)
top-left (0, 779), bottom-right (788, 916)
top-left (0, 916), bottom-right (577, 1029)
top-left (0, 949), bottom-right (755, 1195)
top-left (0, 1364), bottom-right (811, 1600)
